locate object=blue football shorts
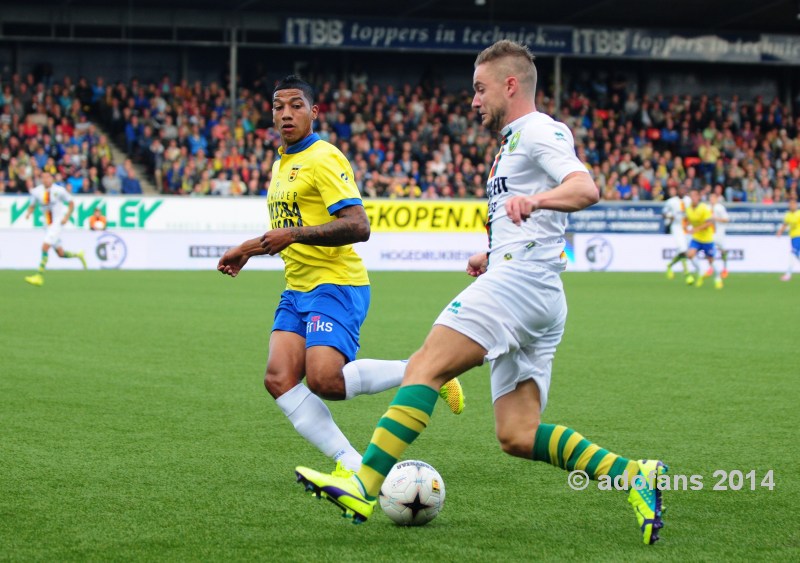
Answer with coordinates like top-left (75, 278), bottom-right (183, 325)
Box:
top-left (792, 237), bottom-right (800, 258)
top-left (689, 239), bottom-right (715, 258)
top-left (272, 284), bottom-right (370, 362)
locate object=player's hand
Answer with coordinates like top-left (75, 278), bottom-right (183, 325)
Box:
top-left (217, 247), bottom-right (249, 277)
top-left (466, 252), bottom-right (488, 277)
top-left (259, 228), bottom-right (294, 255)
top-left (60, 218), bottom-right (69, 225)
top-left (505, 195), bottom-right (538, 226)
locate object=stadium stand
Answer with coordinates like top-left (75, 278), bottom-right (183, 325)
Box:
top-left (1, 70), bottom-right (799, 203)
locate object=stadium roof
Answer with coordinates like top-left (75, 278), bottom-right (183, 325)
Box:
top-left (12, 0), bottom-right (800, 35)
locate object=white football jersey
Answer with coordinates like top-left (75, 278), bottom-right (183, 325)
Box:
top-left (28, 183), bottom-right (72, 225)
top-left (663, 195), bottom-right (690, 232)
top-left (485, 112), bottom-right (589, 262)
top-left (712, 202), bottom-right (729, 238)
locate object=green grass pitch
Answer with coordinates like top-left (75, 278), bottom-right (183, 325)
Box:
top-left (1, 270), bottom-right (798, 561)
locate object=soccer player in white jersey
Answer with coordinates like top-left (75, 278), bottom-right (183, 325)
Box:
top-left (663, 185), bottom-right (692, 281)
top-left (295, 40), bottom-right (668, 545)
top-left (709, 193), bottom-right (730, 279)
top-left (24, 172), bottom-right (86, 286)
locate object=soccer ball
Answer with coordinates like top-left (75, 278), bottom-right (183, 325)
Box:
top-left (379, 460), bottom-right (445, 526)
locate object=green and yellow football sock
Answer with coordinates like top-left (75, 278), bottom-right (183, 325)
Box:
top-left (356, 384), bottom-right (438, 499)
top-left (38, 251), bottom-right (49, 273)
top-left (666, 252), bottom-right (684, 270)
top-left (532, 423), bottom-right (638, 481)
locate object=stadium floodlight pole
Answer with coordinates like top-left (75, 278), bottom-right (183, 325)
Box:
top-left (229, 26), bottom-right (238, 135)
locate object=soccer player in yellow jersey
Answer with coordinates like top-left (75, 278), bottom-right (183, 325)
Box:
top-left (218, 76), bottom-right (462, 473)
top-left (777, 198), bottom-right (800, 282)
top-left (685, 189), bottom-right (722, 289)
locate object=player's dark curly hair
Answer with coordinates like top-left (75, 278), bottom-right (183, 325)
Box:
top-left (273, 75), bottom-right (315, 104)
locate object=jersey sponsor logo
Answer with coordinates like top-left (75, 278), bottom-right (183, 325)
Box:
top-left (288, 165), bottom-right (302, 182)
top-left (306, 315), bottom-right (334, 333)
top-left (554, 131), bottom-right (567, 142)
top-left (509, 131), bottom-right (521, 153)
top-left (486, 176), bottom-right (508, 197)
top-left (269, 200), bottom-right (304, 228)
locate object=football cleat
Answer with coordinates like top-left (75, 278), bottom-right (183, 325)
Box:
top-left (332, 461), bottom-right (356, 478)
top-left (721, 268), bottom-right (729, 279)
top-left (665, 267), bottom-right (674, 280)
top-left (714, 279), bottom-right (723, 290)
top-left (780, 273), bottom-right (791, 282)
top-left (439, 378), bottom-right (465, 415)
top-left (295, 466), bottom-right (375, 524)
top-left (704, 268), bottom-right (713, 278)
top-left (627, 459), bottom-right (668, 545)
top-left (77, 250), bottom-right (87, 270)
top-left (24, 274), bottom-right (44, 286)
top-left (695, 276), bottom-right (704, 288)
top-left (685, 274), bottom-right (696, 286)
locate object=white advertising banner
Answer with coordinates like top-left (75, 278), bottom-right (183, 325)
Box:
top-left (0, 230), bottom-right (791, 273)
top-left (568, 233), bottom-right (788, 273)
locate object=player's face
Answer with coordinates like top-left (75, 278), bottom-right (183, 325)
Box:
top-left (472, 63), bottom-right (507, 133)
top-left (790, 200), bottom-right (798, 211)
top-left (690, 191), bottom-right (701, 206)
top-left (272, 89), bottom-right (318, 147)
top-left (41, 173), bottom-right (53, 188)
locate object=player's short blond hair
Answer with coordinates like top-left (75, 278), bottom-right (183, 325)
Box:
top-left (474, 40), bottom-right (537, 93)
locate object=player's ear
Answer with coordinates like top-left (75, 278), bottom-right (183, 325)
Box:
top-left (505, 76), bottom-right (517, 97)
top-left (310, 104), bottom-right (319, 120)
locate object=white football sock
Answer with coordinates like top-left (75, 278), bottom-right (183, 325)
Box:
top-left (342, 359), bottom-right (407, 400)
top-left (788, 254), bottom-right (799, 275)
top-left (690, 257), bottom-right (701, 273)
top-left (275, 383), bottom-right (362, 471)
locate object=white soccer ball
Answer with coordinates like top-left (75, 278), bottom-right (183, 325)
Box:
top-left (379, 460), bottom-right (445, 526)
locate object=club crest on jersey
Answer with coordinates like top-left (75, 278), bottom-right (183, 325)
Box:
top-left (288, 165), bottom-right (302, 182)
top-left (340, 172), bottom-right (349, 182)
top-left (554, 131), bottom-right (567, 142)
top-left (509, 131), bottom-right (521, 152)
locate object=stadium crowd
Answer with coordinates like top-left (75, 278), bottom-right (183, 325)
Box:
top-left (1, 69), bottom-right (799, 204)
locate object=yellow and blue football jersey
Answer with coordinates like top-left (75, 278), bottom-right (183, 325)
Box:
top-left (784, 210), bottom-right (800, 239)
top-left (686, 202), bottom-right (714, 243)
top-left (268, 133), bottom-right (369, 291)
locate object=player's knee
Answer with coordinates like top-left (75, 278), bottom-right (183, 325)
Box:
top-left (264, 368), bottom-right (298, 399)
top-left (496, 425), bottom-right (537, 459)
top-left (306, 367), bottom-right (345, 401)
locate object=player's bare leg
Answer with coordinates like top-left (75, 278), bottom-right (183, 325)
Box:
top-left (267, 331), bottom-right (362, 471)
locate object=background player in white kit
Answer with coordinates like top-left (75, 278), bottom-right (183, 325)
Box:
top-left (24, 172), bottom-right (86, 286)
top-left (709, 193), bottom-right (730, 279)
top-left (296, 40), bottom-right (668, 546)
top-left (663, 185), bottom-right (692, 281)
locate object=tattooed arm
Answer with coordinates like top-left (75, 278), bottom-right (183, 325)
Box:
top-left (259, 204), bottom-right (370, 255)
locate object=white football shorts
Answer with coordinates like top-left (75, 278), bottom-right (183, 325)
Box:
top-left (434, 258), bottom-right (567, 411)
top-left (670, 225), bottom-right (688, 253)
top-left (714, 235), bottom-right (726, 251)
top-left (43, 223), bottom-right (63, 247)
